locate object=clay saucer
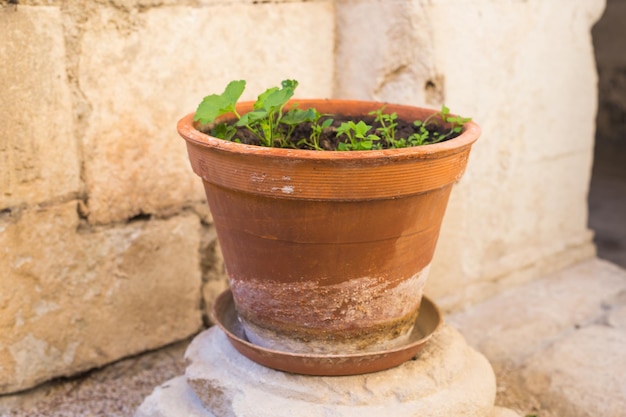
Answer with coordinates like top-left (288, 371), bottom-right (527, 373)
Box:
top-left (211, 289), bottom-right (442, 376)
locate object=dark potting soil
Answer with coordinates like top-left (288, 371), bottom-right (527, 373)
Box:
top-left (200, 114), bottom-right (459, 151)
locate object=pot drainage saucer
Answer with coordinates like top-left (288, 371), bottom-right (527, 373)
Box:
top-left (211, 289), bottom-right (442, 376)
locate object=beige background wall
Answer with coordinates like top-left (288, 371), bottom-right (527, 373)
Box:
top-left (0, 0), bottom-right (604, 394)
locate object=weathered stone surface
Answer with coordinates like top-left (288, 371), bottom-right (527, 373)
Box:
top-left (448, 259), bottom-right (626, 361)
top-left (335, 1), bottom-right (439, 105)
top-left (79, 1), bottom-right (335, 225)
top-left (136, 377), bottom-right (524, 417)
top-left (0, 202), bottom-right (203, 394)
top-left (429, 0), bottom-right (604, 310)
top-left (0, 6), bottom-right (80, 210)
top-left (608, 304), bottom-right (626, 330)
top-left (181, 324), bottom-right (496, 417)
top-left (337, 0), bottom-right (604, 310)
top-left (491, 407), bottom-right (522, 417)
top-left (135, 376), bottom-right (213, 417)
top-left (449, 258), bottom-right (626, 416)
top-left (522, 325), bottom-right (626, 417)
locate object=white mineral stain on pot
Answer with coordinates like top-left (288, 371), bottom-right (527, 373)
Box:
top-left (231, 265), bottom-right (432, 354)
top-left (270, 185), bottom-right (295, 194)
top-left (251, 173), bottom-right (266, 183)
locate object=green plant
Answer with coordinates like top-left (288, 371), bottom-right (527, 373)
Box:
top-left (336, 121), bottom-right (380, 151)
top-left (194, 79), bottom-right (471, 151)
top-left (369, 106), bottom-right (399, 147)
top-left (409, 105), bottom-right (471, 146)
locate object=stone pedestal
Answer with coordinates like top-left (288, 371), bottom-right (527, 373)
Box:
top-left (136, 323), bottom-right (501, 417)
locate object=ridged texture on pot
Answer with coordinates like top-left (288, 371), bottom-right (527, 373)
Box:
top-left (179, 100), bottom-right (479, 354)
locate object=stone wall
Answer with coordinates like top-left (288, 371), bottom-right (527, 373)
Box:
top-left (0, 0), bottom-right (603, 394)
top-left (336, 0), bottom-right (604, 307)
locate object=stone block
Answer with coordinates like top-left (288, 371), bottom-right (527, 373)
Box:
top-left (135, 376), bottom-right (213, 417)
top-left (448, 259), bottom-right (626, 362)
top-left (429, 151), bottom-right (596, 310)
top-left (0, 6), bottom-right (80, 210)
top-left (137, 376), bottom-right (525, 417)
top-left (336, 0), bottom-right (604, 309)
top-left (521, 325), bottom-right (626, 417)
top-left (181, 324), bottom-right (496, 417)
top-left (0, 202), bottom-right (203, 394)
top-left (491, 407), bottom-right (522, 417)
top-left (335, 1), bottom-right (438, 105)
top-left (608, 304), bottom-right (626, 330)
top-left (79, 2), bottom-right (334, 224)
top-left (448, 259), bottom-right (626, 416)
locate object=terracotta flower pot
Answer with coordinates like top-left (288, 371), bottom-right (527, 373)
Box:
top-left (178, 99), bottom-right (479, 355)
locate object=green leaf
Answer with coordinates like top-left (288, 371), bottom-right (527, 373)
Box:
top-left (236, 109), bottom-right (267, 126)
top-left (358, 140), bottom-right (373, 150)
top-left (336, 122), bottom-right (353, 138)
top-left (281, 108), bottom-right (317, 125)
top-left (194, 80), bottom-right (245, 124)
top-left (254, 87), bottom-right (279, 110)
top-left (211, 123), bottom-right (237, 140)
top-left (223, 80), bottom-right (246, 104)
top-left (264, 86), bottom-right (295, 109)
top-left (254, 79), bottom-right (299, 112)
top-left (281, 79), bottom-right (299, 90)
top-left (321, 118), bottom-right (334, 129)
top-left (353, 121), bottom-right (372, 138)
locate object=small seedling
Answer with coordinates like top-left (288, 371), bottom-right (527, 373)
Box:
top-left (369, 107), bottom-right (398, 147)
top-left (336, 121), bottom-right (381, 151)
top-left (409, 105), bottom-right (472, 146)
top-left (194, 80), bottom-right (471, 151)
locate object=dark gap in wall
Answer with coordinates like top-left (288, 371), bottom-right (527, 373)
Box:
top-left (589, 0), bottom-right (626, 268)
top-left (127, 212), bottom-right (152, 223)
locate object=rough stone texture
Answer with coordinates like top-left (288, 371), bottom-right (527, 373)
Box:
top-left (448, 259), bottom-right (626, 362)
top-left (0, 6), bottom-right (80, 210)
top-left (608, 303), bottom-right (626, 330)
top-left (491, 407), bottom-right (522, 417)
top-left (135, 376), bottom-right (212, 417)
top-left (522, 325), bottom-right (626, 417)
top-left (427, 0), bottom-right (605, 310)
top-left (335, 1), bottom-right (440, 106)
top-left (449, 258), bottom-right (626, 417)
top-left (336, 0), bottom-right (604, 311)
top-left (0, 338), bottom-right (189, 417)
top-left (137, 377), bottom-right (523, 417)
top-left (0, 0), bottom-right (333, 395)
top-left (0, 203), bottom-right (203, 394)
top-left (179, 324), bottom-right (496, 417)
top-left (79, 1), bottom-right (335, 225)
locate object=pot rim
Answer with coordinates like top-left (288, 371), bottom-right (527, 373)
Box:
top-left (177, 99), bottom-right (480, 160)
